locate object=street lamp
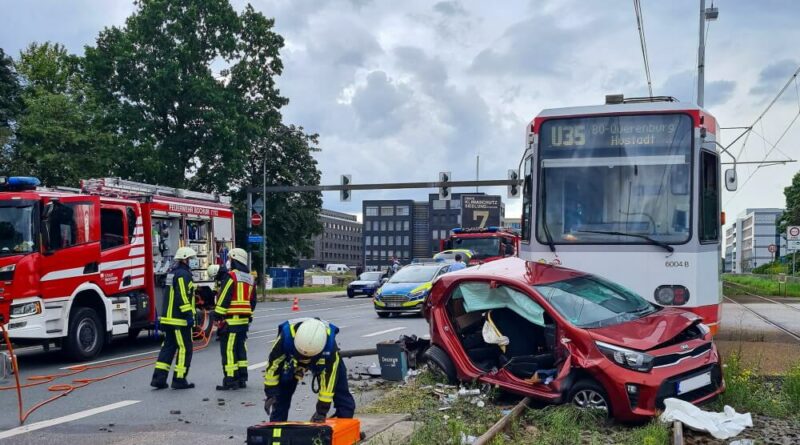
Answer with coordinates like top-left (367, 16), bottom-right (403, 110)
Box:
top-left (697, 0), bottom-right (719, 107)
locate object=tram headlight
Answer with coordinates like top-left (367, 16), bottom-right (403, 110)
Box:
top-left (654, 285), bottom-right (689, 306)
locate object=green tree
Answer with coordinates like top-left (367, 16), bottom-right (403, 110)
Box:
top-left (0, 48), bottom-right (22, 154)
top-left (12, 43), bottom-right (114, 186)
top-left (778, 171), bottom-right (800, 235)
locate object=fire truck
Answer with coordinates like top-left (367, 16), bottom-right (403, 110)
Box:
top-left (439, 227), bottom-right (521, 265)
top-left (0, 177), bottom-right (235, 360)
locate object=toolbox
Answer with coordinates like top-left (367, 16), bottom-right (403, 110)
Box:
top-left (247, 418), bottom-right (361, 445)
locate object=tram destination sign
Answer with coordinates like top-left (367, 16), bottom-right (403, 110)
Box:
top-left (462, 195), bottom-right (502, 229)
top-left (539, 114), bottom-right (691, 150)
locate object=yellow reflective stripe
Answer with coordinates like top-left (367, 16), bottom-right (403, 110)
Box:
top-left (273, 428), bottom-right (282, 438)
top-left (237, 361), bottom-right (248, 367)
top-left (264, 356), bottom-right (285, 386)
top-left (318, 394), bottom-right (333, 403)
top-left (179, 304), bottom-right (192, 312)
top-left (225, 333), bottom-right (237, 377)
top-left (178, 277), bottom-right (190, 306)
top-left (167, 287), bottom-right (175, 317)
top-left (325, 354), bottom-right (340, 396)
top-left (174, 330), bottom-right (187, 377)
top-left (214, 305), bottom-right (228, 315)
top-left (155, 361), bottom-right (170, 371)
top-left (159, 317), bottom-right (188, 327)
top-left (226, 318), bottom-right (249, 326)
top-left (219, 279), bottom-right (234, 304)
top-left (289, 323), bottom-right (297, 337)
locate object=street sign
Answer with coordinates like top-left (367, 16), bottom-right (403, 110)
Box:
top-left (253, 198), bottom-right (264, 214)
top-left (788, 226), bottom-right (800, 240)
top-left (251, 212), bottom-right (263, 226)
top-left (461, 195), bottom-right (502, 228)
top-left (247, 235), bottom-right (264, 244)
top-left (768, 244), bottom-right (777, 253)
top-left (789, 240), bottom-right (800, 251)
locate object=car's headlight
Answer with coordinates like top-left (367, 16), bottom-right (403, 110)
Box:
top-left (11, 301), bottom-right (41, 318)
top-left (697, 323), bottom-right (710, 336)
top-left (595, 341), bottom-right (653, 372)
top-left (408, 289), bottom-right (428, 300)
top-left (0, 264), bottom-right (15, 273)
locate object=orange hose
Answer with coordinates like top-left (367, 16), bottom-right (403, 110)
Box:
top-left (0, 309), bottom-right (215, 424)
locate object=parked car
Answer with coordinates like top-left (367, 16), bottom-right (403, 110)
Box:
top-left (325, 264), bottom-right (350, 273)
top-left (422, 257), bottom-right (724, 422)
top-left (374, 263), bottom-right (451, 318)
top-left (347, 271), bottom-right (386, 298)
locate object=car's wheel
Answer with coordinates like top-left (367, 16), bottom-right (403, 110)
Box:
top-left (347, 291), bottom-right (355, 298)
top-left (377, 312), bottom-right (390, 318)
top-left (63, 307), bottom-right (105, 360)
top-left (424, 345), bottom-right (457, 384)
top-left (568, 379), bottom-right (611, 415)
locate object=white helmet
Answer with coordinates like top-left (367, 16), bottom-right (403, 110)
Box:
top-left (294, 319), bottom-right (328, 357)
top-left (229, 248), bottom-right (248, 265)
top-left (207, 264), bottom-right (220, 279)
top-left (174, 246), bottom-right (197, 260)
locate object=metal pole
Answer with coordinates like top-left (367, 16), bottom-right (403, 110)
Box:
top-left (476, 155), bottom-right (480, 193)
top-left (262, 156), bottom-right (267, 298)
top-left (247, 192), bottom-right (252, 270)
top-left (697, 0), bottom-right (706, 107)
top-left (793, 250), bottom-right (796, 276)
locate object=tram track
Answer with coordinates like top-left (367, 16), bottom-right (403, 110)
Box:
top-left (722, 281), bottom-right (800, 343)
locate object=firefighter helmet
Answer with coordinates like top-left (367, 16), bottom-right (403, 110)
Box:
top-left (207, 264), bottom-right (220, 279)
top-left (229, 248), bottom-right (248, 266)
top-left (174, 247), bottom-right (197, 260)
top-left (294, 319), bottom-right (328, 357)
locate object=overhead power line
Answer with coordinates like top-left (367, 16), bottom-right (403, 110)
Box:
top-left (633, 0), bottom-right (653, 97)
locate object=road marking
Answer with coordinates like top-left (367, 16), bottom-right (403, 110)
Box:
top-left (362, 327), bottom-right (406, 338)
top-left (60, 350), bottom-right (159, 370)
top-left (0, 400), bottom-right (141, 440)
top-left (252, 302), bottom-right (370, 320)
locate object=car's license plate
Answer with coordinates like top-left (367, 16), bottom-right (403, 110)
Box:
top-left (677, 372), bottom-right (711, 395)
top-left (387, 302), bottom-right (401, 307)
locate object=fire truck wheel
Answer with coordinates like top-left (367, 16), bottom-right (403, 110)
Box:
top-left (64, 307), bottom-right (105, 360)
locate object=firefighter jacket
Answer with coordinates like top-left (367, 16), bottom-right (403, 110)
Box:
top-left (159, 262), bottom-right (195, 327)
top-left (214, 263), bottom-right (255, 326)
top-left (264, 320), bottom-right (341, 405)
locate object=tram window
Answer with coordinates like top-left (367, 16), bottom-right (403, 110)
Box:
top-left (521, 155), bottom-right (533, 242)
top-left (699, 151), bottom-right (720, 243)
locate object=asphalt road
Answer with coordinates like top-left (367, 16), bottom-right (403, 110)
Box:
top-left (0, 295), bottom-right (429, 444)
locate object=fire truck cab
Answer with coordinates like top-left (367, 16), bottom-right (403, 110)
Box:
top-left (0, 177), bottom-right (235, 360)
top-left (439, 227), bottom-right (521, 265)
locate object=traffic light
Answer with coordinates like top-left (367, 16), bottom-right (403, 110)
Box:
top-left (439, 172), bottom-right (451, 200)
top-left (508, 169), bottom-right (519, 198)
top-left (340, 174), bottom-right (352, 201)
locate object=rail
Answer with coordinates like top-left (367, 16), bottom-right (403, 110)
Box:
top-left (723, 282), bottom-right (800, 342)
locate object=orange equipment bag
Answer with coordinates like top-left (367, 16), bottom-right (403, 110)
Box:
top-left (246, 418), bottom-right (361, 445)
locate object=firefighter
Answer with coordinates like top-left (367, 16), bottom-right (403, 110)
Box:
top-left (213, 248), bottom-right (256, 390)
top-left (150, 247), bottom-right (197, 390)
top-left (263, 318), bottom-right (356, 423)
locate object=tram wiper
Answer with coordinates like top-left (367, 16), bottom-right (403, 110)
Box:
top-left (575, 230), bottom-right (674, 253)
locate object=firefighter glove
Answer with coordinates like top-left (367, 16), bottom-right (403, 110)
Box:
top-left (314, 401), bottom-right (331, 421)
top-left (263, 396), bottom-right (277, 415)
top-left (310, 411), bottom-right (326, 423)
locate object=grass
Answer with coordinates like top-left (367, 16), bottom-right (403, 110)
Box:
top-left (262, 285), bottom-right (346, 295)
top-left (724, 274), bottom-right (800, 297)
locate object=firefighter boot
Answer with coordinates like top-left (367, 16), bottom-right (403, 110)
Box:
top-left (150, 370), bottom-right (168, 389)
top-left (238, 369), bottom-right (248, 389)
top-left (216, 376), bottom-right (239, 391)
top-left (171, 378), bottom-right (195, 390)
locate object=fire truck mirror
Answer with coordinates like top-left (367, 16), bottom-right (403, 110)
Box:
top-left (41, 202), bottom-right (55, 254)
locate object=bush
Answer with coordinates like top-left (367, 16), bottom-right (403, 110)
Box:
top-left (783, 363), bottom-right (800, 411)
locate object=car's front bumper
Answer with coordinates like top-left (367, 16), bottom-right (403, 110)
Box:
top-left (374, 298), bottom-right (424, 313)
top-left (348, 286), bottom-right (377, 296)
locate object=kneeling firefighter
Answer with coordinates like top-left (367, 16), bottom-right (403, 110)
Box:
top-left (263, 318), bottom-right (356, 422)
top-left (150, 247), bottom-right (197, 390)
top-left (213, 248), bottom-right (256, 390)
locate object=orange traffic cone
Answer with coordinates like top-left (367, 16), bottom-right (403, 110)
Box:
top-left (291, 297), bottom-right (300, 312)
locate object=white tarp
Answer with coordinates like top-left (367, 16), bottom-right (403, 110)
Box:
top-left (659, 398), bottom-right (752, 440)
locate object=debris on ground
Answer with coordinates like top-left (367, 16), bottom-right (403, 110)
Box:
top-left (169, 410), bottom-right (181, 415)
top-left (660, 398), bottom-right (752, 440)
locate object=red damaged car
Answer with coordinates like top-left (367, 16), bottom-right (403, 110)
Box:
top-left (422, 257), bottom-right (724, 421)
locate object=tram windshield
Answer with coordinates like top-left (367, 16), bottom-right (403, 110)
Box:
top-left (536, 114), bottom-right (693, 245)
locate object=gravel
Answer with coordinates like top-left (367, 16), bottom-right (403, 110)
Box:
top-left (685, 415), bottom-right (800, 445)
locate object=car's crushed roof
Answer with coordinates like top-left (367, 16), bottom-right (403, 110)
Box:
top-left (440, 257), bottom-right (588, 286)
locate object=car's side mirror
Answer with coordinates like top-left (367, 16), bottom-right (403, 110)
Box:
top-left (41, 201), bottom-right (54, 254)
top-left (725, 169), bottom-right (737, 192)
top-left (381, 278), bottom-right (388, 284)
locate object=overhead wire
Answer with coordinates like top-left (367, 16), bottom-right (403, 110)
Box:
top-left (633, 0), bottom-right (653, 97)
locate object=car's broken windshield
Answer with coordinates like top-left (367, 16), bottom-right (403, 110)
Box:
top-left (534, 275), bottom-right (655, 328)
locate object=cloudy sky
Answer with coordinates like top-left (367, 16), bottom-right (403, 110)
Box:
top-left (3, 0), bottom-right (800, 236)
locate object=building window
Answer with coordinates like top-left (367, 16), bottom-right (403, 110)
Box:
top-left (432, 230), bottom-right (439, 240)
top-left (366, 206), bottom-right (379, 216)
top-left (388, 236), bottom-right (394, 246)
top-left (441, 230), bottom-right (448, 239)
top-left (433, 200), bottom-right (447, 210)
top-left (388, 221), bottom-right (395, 231)
top-left (365, 237), bottom-right (371, 246)
top-left (380, 221), bottom-right (387, 231)
top-left (372, 236), bottom-right (378, 245)
top-left (381, 250), bottom-right (387, 260)
top-left (396, 206), bottom-right (410, 216)
top-left (396, 235), bottom-right (402, 245)
top-left (381, 206), bottom-right (394, 216)
top-left (451, 199), bottom-right (461, 210)
top-left (388, 250), bottom-right (394, 259)
top-left (404, 236), bottom-right (409, 245)
top-left (403, 221), bottom-right (410, 231)
top-left (380, 236), bottom-right (387, 245)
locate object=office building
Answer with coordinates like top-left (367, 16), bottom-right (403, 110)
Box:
top-left (428, 193), bottom-right (485, 255)
top-left (362, 200), bottom-right (414, 270)
top-left (724, 208), bottom-right (785, 273)
top-left (299, 209), bottom-right (362, 269)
